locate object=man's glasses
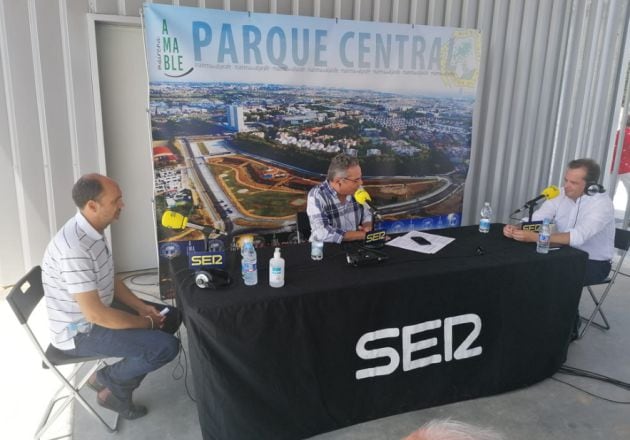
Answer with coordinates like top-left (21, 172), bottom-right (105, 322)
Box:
top-left (342, 176), bottom-right (363, 183)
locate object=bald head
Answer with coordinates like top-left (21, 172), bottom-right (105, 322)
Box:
top-left (72, 173), bottom-right (110, 209)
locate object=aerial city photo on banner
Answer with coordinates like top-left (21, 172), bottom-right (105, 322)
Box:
top-left (143, 3), bottom-right (481, 296)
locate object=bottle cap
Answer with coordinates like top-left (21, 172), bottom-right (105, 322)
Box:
top-left (274, 247), bottom-right (281, 258)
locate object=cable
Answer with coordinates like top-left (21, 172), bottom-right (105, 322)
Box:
top-left (128, 273), bottom-right (159, 286)
top-left (551, 364), bottom-right (630, 404)
top-left (170, 275), bottom-right (197, 403)
top-left (551, 377), bottom-right (630, 404)
top-left (558, 365), bottom-right (630, 389)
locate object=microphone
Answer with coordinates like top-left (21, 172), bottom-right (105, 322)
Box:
top-left (161, 210), bottom-right (225, 235)
top-left (512, 185), bottom-right (560, 214)
top-left (354, 187), bottom-right (378, 212)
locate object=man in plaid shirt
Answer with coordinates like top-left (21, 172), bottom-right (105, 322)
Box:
top-left (306, 154), bottom-right (373, 243)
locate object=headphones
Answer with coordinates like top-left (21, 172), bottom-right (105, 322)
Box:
top-left (584, 182), bottom-right (605, 196)
top-left (194, 269), bottom-right (232, 289)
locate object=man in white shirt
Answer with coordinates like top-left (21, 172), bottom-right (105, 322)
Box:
top-left (503, 158), bottom-right (614, 285)
top-left (42, 174), bottom-right (181, 419)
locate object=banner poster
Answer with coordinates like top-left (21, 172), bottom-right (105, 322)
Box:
top-left (143, 4), bottom-right (481, 298)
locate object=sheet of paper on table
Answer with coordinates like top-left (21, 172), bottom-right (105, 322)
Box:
top-left (385, 230), bottom-right (455, 254)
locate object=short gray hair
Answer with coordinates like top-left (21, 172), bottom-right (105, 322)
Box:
top-left (403, 419), bottom-right (504, 440)
top-left (326, 154), bottom-right (360, 181)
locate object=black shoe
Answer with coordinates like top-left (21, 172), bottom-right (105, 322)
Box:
top-left (87, 372), bottom-right (105, 392)
top-left (97, 389), bottom-right (148, 420)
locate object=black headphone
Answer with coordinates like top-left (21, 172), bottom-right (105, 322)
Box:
top-left (584, 182), bottom-right (605, 196)
top-left (194, 269), bottom-right (232, 289)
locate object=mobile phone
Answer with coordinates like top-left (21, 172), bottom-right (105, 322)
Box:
top-left (411, 236), bottom-right (431, 246)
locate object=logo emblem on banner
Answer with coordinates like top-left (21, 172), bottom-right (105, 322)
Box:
top-left (155, 18), bottom-right (194, 78)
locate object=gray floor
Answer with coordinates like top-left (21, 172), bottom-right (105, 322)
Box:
top-left (3, 265), bottom-right (629, 440)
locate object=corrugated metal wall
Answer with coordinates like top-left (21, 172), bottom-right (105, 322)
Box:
top-left (1, 0), bottom-right (629, 286)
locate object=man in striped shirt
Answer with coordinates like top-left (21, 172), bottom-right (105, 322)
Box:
top-left (42, 174), bottom-right (180, 420)
top-left (306, 154), bottom-right (373, 243)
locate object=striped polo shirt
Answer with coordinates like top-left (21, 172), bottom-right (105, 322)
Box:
top-left (41, 212), bottom-right (115, 350)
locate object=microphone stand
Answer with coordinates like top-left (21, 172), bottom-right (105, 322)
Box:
top-left (527, 200), bottom-right (539, 222)
top-left (370, 207), bottom-right (381, 232)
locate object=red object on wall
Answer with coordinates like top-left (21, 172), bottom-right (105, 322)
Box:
top-left (612, 127), bottom-right (630, 174)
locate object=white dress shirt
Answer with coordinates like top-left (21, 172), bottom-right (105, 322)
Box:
top-left (532, 189), bottom-right (614, 261)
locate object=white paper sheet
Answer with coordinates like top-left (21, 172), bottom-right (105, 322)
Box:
top-left (385, 230), bottom-right (455, 254)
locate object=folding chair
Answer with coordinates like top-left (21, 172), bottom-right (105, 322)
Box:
top-left (578, 228), bottom-right (630, 339)
top-left (6, 266), bottom-right (119, 439)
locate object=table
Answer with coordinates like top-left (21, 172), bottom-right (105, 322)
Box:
top-left (175, 224), bottom-right (587, 440)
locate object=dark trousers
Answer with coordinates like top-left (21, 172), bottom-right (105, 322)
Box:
top-left (65, 300), bottom-right (182, 401)
top-left (583, 259), bottom-right (612, 286)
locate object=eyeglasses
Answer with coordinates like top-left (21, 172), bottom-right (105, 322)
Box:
top-left (342, 176), bottom-right (363, 183)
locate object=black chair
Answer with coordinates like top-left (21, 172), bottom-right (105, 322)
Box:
top-left (296, 211), bottom-right (311, 243)
top-left (578, 228), bottom-right (630, 339)
top-left (7, 266), bottom-right (119, 438)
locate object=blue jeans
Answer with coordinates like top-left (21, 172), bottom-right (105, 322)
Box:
top-left (66, 301), bottom-right (181, 401)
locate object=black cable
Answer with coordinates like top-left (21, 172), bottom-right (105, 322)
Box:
top-left (559, 365), bottom-right (630, 389)
top-left (551, 364), bottom-right (630, 404)
top-left (551, 377), bottom-right (630, 404)
top-left (120, 270), bottom-right (157, 284)
top-left (163, 285), bottom-right (197, 403)
top-left (175, 335), bottom-right (197, 403)
top-left (128, 273), bottom-right (159, 286)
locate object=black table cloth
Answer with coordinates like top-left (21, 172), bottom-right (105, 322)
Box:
top-left (174, 224), bottom-right (587, 440)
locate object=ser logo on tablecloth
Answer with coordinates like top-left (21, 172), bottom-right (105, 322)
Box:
top-left (355, 313), bottom-right (482, 380)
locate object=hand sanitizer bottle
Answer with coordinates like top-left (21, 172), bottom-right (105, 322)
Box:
top-left (269, 247), bottom-right (285, 288)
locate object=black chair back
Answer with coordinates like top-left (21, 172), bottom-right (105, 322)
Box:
top-left (614, 228), bottom-right (630, 251)
top-left (7, 266), bottom-right (44, 325)
top-left (296, 211), bottom-right (311, 241)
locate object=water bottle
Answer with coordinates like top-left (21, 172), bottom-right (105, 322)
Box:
top-left (537, 218), bottom-right (551, 254)
top-left (241, 239), bottom-right (258, 286)
top-left (479, 202), bottom-right (492, 233)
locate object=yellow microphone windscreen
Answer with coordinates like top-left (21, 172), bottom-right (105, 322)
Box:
top-left (354, 188), bottom-right (372, 205)
top-left (161, 210), bottom-right (188, 229)
top-left (542, 185), bottom-right (560, 200)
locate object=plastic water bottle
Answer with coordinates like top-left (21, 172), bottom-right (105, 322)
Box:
top-left (479, 202), bottom-right (492, 233)
top-left (268, 247), bottom-right (285, 288)
top-left (241, 239), bottom-right (258, 286)
top-left (537, 218), bottom-right (551, 254)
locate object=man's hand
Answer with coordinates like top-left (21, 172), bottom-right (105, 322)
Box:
top-left (137, 303), bottom-right (166, 329)
top-left (503, 224), bottom-right (518, 238)
top-left (343, 230), bottom-right (367, 241)
top-left (75, 291), bottom-right (158, 330)
top-left (504, 226), bottom-right (537, 243)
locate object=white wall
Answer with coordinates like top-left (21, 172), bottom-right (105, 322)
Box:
top-left (95, 21), bottom-right (158, 271)
top-left (0, 0), bottom-right (629, 286)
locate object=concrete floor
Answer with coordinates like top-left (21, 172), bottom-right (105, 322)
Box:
top-left (2, 264), bottom-right (630, 440)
